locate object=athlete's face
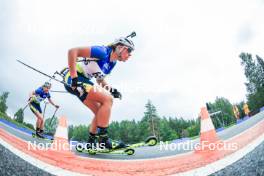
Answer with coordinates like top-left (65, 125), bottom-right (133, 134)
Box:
top-left (43, 86), bottom-right (50, 93)
top-left (118, 46), bottom-right (131, 62)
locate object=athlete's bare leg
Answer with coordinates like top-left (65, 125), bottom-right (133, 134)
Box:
top-left (85, 87), bottom-right (113, 128)
top-left (83, 98), bottom-right (101, 134)
top-left (34, 112), bottom-right (44, 130)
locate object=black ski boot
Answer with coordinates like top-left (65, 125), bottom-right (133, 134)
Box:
top-left (36, 131), bottom-right (45, 139)
top-left (97, 127), bottom-right (127, 150)
top-left (39, 129), bottom-right (44, 135)
top-left (85, 133), bottom-right (97, 150)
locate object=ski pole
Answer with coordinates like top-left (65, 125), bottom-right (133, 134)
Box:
top-left (17, 60), bottom-right (88, 97)
top-left (22, 103), bottom-right (29, 112)
top-left (76, 58), bottom-right (98, 63)
top-left (21, 96), bottom-right (34, 112)
top-left (49, 107), bottom-right (59, 126)
top-left (50, 90), bottom-right (68, 93)
top-left (42, 101), bottom-right (48, 121)
top-left (17, 60), bottom-right (70, 87)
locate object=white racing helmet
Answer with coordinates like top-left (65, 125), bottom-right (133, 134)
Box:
top-left (43, 82), bottom-right (51, 88)
top-left (112, 37), bottom-right (135, 52)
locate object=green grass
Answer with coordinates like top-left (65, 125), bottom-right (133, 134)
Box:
top-left (0, 111), bottom-right (35, 131)
top-left (190, 135), bottom-right (199, 140)
top-left (0, 111), bottom-right (11, 119)
top-left (223, 122), bottom-right (236, 129)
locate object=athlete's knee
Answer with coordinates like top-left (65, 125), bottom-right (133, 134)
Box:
top-left (89, 106), bottom-right (99, 115)
top-left (104, 95), bottom-right (113, 106)
top-left (39, 118), bottom-right (44, 123)
top-left (100, 95), bottom-right (113, 107)
top-left (36, 114), bottom-right (43, 121)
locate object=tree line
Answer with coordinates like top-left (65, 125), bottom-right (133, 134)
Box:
top-left (69, 100), bottom-right (201, 143)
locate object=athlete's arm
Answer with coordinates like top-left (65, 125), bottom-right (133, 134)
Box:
top-left (68, 47), bottom-right (91, 78)
top-left (29, 91), bottom-right (37, 102)
top-left (29, 91), bottom-right (34, 101)
top-left (30, 91), bottom-right (35, 96)
top-left (48, 98), bottom-right (59, 108)
top-left (97, 79), bottom-right (122, 99)
top-left (96, 79), bottom-right (116, 93)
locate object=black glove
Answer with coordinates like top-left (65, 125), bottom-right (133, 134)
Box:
top-left (71, 77), bottom-right (84, 96)
top-left (110, 88), bottom-right (122, 99)
top-left (71, 77), bottom-right (78, 88)
top-left (28, 95), bottom-right (35, 102)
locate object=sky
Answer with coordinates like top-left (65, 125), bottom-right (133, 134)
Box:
top-left (1, 0), bottom-right (264, 126)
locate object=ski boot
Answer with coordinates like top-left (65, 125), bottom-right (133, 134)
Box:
top-left (35, 131), bottom-right (45, 139)
top-left (97, 128), bottom-right (127, 150)
top-left (85, 134), bottom-right (97, 150)
top-left (76, 133), bottom-right (97, 153)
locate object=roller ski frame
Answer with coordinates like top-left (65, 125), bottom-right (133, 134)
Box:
top-left (75, 136), bottom-right (158, 155)
top-left (32, 132), bottom-right (54, 141)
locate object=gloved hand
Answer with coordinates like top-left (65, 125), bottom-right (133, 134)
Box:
top-left (71, 77), bottom-right (78, 89)
top-left (54, 105), bottom-right (60, 109)
top-left (28, 95), bottom-right (35, 102)
top-left (71, 77), bottom-right (85, 97)
top-left (110, 88), bottom-right (122, 99)
top-left (28, 97), bottom-right (33, 102)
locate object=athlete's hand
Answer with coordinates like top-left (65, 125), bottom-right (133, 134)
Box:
top-left (71, 77), bottom-right (85, 97)
top-left (54, 105), bottom-right (60, 109)
top-left (28, 95), bottom-right (35, 102)
top-left (71, 77), bottom-right (78, 89)
top-left (110, 88), bottom-right (122, 99)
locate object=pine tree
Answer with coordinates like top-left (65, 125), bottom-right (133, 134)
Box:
top-left (0, 92), bottom-right (9, 113)
top-left (44, 117), bottom-right (58, 135)
top-left (14, 108), bottom-right (24, 123)
top-left (142, 100), bottom-right (160, 139)
top-left (239, 52), bottom-right (264, 110)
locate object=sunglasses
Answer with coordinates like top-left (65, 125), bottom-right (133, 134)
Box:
top-left (127, 47), bottom-right (133, 53)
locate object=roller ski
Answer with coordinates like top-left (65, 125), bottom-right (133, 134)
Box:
top-left (76, 136), bottom-right (158, 155)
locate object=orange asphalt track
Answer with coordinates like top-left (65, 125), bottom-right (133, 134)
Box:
top-left (1, 116), bottom-right (264, 175)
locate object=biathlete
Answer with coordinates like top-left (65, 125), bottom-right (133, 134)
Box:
top-left (62, 36), bottom-right (135, 149)
top-left (29, 82), bottom-right (60, 138)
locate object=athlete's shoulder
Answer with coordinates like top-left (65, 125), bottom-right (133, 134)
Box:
top-left (35, 87), bottom-right (43, 94)
top-left (90, 45), bottom-right (111, 60)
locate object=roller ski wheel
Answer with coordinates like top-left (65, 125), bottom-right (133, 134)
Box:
top-left (87, 149), bottom-right (97, 155)
top-left (145, 136), bottom-right (158, 146)
top-left (32, 132), bottom-right (44, 139)
top-left (75, 143), bottom-right (85, 152)
top-left (124, 148), bottom-right (135, 155)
